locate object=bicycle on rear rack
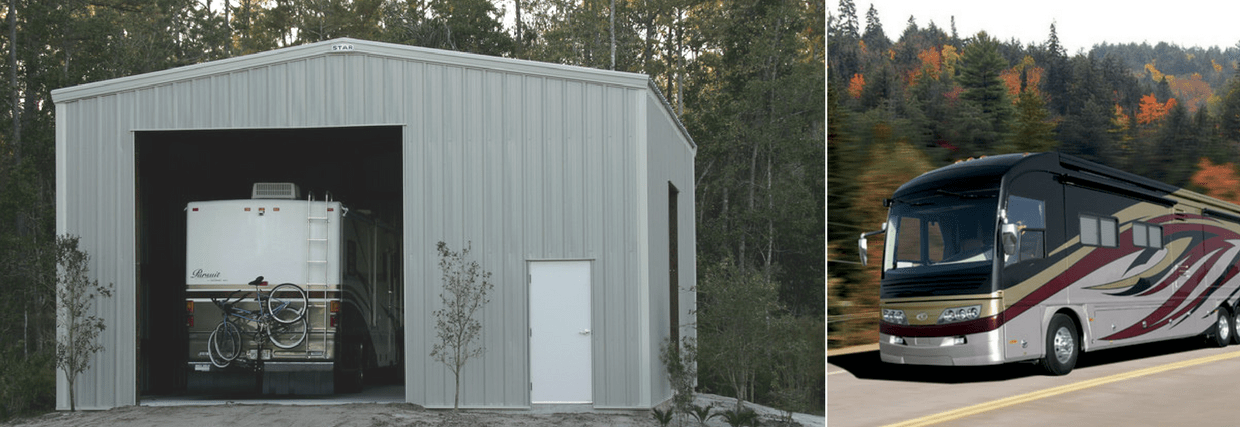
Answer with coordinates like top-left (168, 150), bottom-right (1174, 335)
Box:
top-left (208, 276), bottom-right (310, 368)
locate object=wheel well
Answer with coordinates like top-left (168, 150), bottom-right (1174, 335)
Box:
top-left (1052, 308), bottom-right (1085, 345)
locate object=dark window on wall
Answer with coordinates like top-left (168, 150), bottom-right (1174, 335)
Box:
top-left (669, 182), bottom-right (680, 344)
top-left (1080, 215), bottom-right (1119, 247)
top-left (1132, 222), bottom-right (1164, 248)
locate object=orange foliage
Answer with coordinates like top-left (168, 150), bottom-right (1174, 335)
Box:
top-left (1214, 59), bottom-right (1224, 73)
top-left (1192, 158), bottom-right (1240, 204)
top-left (848, 73), bottom-right (865, 99)
top-left (907, 47), bottom-right (942, 86)
top-left (1169, 73), bottom-right (1211, 112)
top-left (1000, 68), bottom-right (1021, 97)
top-left (1137, 94), bottom-right (1177, 125)
top-left (999, 56), bottom-right (1044, 99)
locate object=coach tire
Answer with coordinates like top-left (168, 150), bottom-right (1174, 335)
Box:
top-left (1209, 308), bottom-right (1231, 348)
top-left (1040, 313), bottom-right (1079, 376)
top-left (1232, 307), bottom-right (1240, 345)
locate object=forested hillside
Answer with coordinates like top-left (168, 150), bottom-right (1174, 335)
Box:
top-left (0, 0), bottom-right (825, 418)
top-left (828, 0), bottom-right (1240, 347)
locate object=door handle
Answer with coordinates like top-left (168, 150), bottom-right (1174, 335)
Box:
top-left (579, 329), bottom-right (591, 336)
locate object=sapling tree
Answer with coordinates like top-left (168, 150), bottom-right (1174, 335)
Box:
top-left (697, 258), bottom-right (778, 411)
top-left (659, 335), bottom-right (699, 425)
top-left (54, 235), bottom-right (113, 412)
top-left (430, 241), bottom-right (493, 410)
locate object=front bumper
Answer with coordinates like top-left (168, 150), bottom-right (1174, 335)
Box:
top-left (879, 327), bottom-right (1004, 366)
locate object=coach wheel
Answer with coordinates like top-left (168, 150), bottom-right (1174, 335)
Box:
top-left (1039, 313), bottom-right (1078, 376)
top-left (1232, 308), bottom-right (1240, 345)
top-left (1209, 308), bottom-right (1232, 348)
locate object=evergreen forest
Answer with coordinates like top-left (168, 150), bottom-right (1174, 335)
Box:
top-left (0, 0), bottom-right (826, 419)
top-left (829, 1), bottom-right (1240, 348)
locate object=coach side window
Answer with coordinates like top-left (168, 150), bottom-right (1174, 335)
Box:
top-left (1080, 215), bottom-right (1119, 247)
top-left (1132, 222), bottom-right (1164, 249)
top-left (1006, 196), bottom-right (1046, 265)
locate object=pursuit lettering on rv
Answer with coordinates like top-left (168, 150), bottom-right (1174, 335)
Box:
top-left (859, 153), bottom-right (1240, 375)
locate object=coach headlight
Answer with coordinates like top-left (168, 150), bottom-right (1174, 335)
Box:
top-left (882, 308), bottom-right (907, 325)
top-left (938, 305), bottom-right (982, 324)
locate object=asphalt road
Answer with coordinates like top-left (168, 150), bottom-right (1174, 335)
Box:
top-left (828, 337), bottom-right (1240, 427)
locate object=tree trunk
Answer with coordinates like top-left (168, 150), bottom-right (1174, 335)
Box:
top-left (740, 140), bottom-right (759, 269)
top-left (609, 0), bottom-right (615, 70)
top-left (8, 0), bottom-right (19, 164)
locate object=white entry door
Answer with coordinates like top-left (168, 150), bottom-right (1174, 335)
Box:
top-left (529, 261), bottom-right (592, 403)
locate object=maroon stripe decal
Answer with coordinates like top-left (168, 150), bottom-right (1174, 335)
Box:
top-left (1102, 248), bottom-right (1226, 340)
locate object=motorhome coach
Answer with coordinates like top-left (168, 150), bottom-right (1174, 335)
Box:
top-left (859, 152), bottom-right (1240, 375)
top-left (185, 183), bottom-right (402, 393)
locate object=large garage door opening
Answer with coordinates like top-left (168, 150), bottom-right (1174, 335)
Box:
top-left (135, 126), bottom-right (404, 399)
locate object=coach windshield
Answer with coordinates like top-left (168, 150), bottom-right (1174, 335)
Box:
top-left (883, 188), bottom-right (1000, 273)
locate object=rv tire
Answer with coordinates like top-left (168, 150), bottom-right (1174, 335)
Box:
top-left (1209, 308), bottom-right (1232, 348)
top-left (1039, 313), bottom-right (1078, 376)
top-left (1232, 308), bottom-right (1240, 345)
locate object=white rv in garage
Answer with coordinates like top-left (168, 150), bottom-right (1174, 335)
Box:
top-left (185, 183), bottom-right (401, 394)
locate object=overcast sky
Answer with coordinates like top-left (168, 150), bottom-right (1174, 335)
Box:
top-left (832, 1), bottom-right (1240, 54)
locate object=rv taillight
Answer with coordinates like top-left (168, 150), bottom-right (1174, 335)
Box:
top-left (330, 314), bottom-right (339, 328)
top-left (187, 315), bottom-right (194, 327)
top-left (330, 300), bottom-right (340, 313)
top-left (186, 301), bottom-right (194, 313)
top-left (192, 207), bottom-right (199, 212)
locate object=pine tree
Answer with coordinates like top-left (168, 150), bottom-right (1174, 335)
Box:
top-left (1220, 72), bottom-right (1240, 142)
top-left (861, 4), bottom-right (889, 52)
top-left (1011, 89), bottom-right (1057, 153)
top-left (957, 31), bottom-right (1013, 153)
top-left (833, 0), bottom-right (859, 39)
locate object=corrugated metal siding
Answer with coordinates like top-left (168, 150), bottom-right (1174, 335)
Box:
top-left (643, 90), bottom-right (698, 406)
top-left (54, 38), bottom-right (693, 410)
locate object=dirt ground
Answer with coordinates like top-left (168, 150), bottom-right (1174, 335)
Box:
top-left (2, 394), bottom-right (824, 427)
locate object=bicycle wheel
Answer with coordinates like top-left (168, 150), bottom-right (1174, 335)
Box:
top-left (209, 320), bottom-right (242, 368)
top-left (267, 283), bottom-right (308, 324)
top-left (268, 316), bottom-right (308, 349)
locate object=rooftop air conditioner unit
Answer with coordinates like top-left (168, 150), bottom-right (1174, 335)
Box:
top-left (251, 182), bottom-right (300, 199)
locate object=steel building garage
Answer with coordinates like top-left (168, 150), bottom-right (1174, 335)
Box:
top-left (51, 37), bottom-right (696, 410)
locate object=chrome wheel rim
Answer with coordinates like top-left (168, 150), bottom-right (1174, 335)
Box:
top-left (1053, 326), bottom-right (1075, 364)
top-left (1219, 313), bottom-right (1231, 342)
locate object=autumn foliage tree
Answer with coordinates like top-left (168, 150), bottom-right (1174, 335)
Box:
top-left (1137, 94), bottom-right (1178, 125)
top-left (1191, 158), bottom-right (1240, 204)
top-left (848, 73), bottom-right (865, 99)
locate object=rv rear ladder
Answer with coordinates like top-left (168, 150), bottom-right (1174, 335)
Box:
top-left (306, 193), bottom-right (331, 359)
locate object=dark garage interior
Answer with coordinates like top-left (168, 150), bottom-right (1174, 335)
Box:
top-left (134, 126), bottom-right (403, 396)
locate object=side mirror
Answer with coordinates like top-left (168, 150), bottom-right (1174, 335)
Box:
top-left (1001, 223), bottom-right (1020, 255)
top-left (858, 223), bottom-right (888, 267)
top-left (858, 237), bottom-right (868, 266)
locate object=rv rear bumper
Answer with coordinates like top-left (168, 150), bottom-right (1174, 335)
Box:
top-left (187, 361), bottom-right (336, 394)
top-left (879, 328), bottom-right (1004, 366)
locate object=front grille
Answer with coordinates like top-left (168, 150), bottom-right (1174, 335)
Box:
top-left (881, 274), bottom-right (991, 299)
